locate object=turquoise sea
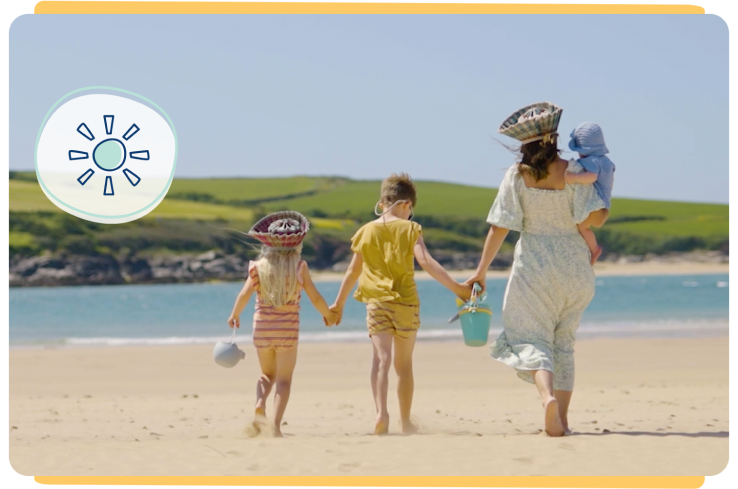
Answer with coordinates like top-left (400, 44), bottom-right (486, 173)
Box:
top-left (8, 274), bottom-right (729, 347)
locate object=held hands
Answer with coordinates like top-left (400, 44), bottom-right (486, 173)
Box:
top-left (454, 282), bottom-right (473, 302)
top-left (227, 315), bottom-right (240, 329)
top-left (322, 309), bottom-right (340, 327)
top-left (323, 303), bottom-right (344, 327)
top-left (464, 271), bottom-right (487, 294)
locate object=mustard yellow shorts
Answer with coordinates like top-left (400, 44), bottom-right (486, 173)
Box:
top-left (366, 301), bottom-right (420, 339)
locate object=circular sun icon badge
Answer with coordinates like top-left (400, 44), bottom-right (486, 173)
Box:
top-left (36, 87), bottom-right (177, 224)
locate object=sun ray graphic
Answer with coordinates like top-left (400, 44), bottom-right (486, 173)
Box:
top-left (77, 169), bottom-right (94, 186)
top-left (103, 176), bottom-right (114, 196)
top-left (73, 115), bottom-right (149, 194)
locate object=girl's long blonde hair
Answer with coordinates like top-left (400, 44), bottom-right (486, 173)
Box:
top-left (255, 244), bottom-right (303, 307)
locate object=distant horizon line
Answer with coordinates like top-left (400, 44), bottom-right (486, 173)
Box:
top-left (8, 169), bottom-right (729, 206)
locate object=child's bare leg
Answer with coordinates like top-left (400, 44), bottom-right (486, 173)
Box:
top-left (272, 347), bottom-right (298, 437)
top-left (554, 390), bottom-right (573, 434)
top-left (577, 222), bottom-right (602, 265)
top-left (248, 348), bottom-right (276, 435)
top-left (533, 370), bottom-right (565, 437)
top-left (370, 332), bottom-right (393, 434)
top-left (255, 348), bottom-right (276, 415)
top-left (393, 332), bottom-right (418, 434)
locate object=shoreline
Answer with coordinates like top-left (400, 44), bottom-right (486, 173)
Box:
top-left (9, 319), bottom-right (730, 351)
top-left (9, 259), bottom-right (728, 288)
top-left (314, 261), bottom-right (729, 282)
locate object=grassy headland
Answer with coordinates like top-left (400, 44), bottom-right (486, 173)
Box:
top-left (9, 171), bottom-right (728, 285)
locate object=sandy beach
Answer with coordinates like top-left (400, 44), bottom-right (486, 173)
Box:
top-left (9, 336), bottom-right (728, 476)
top-left (312, 261), bottom-right (729, 282)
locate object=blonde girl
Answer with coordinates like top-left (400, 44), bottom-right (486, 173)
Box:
top-left (227, 212), bottom-right (336, 436)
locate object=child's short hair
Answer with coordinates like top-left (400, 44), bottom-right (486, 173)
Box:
top-left (380, 173), bottom-right (417, 207)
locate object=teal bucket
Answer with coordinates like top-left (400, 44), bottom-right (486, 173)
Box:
top-left (448, 283), bottom-right (492, 347)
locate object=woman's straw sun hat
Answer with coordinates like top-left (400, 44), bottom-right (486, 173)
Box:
top-left (498, 102), bottom-right (563, 144)
top-left (248, 211), bottom-right (310, 250)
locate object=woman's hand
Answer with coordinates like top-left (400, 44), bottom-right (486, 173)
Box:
top-left (227, 315), bottom-right (240, 329)
top-left (464, 271), bottom-right (487, 293)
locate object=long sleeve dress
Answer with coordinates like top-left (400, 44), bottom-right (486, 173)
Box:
top-left (487, 163), bottom-right (605, 391)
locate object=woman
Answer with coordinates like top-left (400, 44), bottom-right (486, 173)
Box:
top-left (466, 102), bottom-right (608, 437)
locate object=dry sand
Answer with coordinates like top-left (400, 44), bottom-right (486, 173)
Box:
top-left (9, 337), bottom-right (728, 476)
top-left (312, 261), bottom-right (728, 282)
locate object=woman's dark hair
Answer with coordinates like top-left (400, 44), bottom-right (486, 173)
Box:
top-left (516, 135), bottom-right (561, 181)
top-left (492, 134), bottom-right (561, 182)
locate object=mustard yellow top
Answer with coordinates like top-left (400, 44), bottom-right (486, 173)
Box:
top-left (350, 219), bottom-right (422, 305)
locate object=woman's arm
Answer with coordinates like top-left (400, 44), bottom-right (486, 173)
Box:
top-left (465, 225), bottom-right (510, 291)
top-left (414, 236), bottom-right (471, 300)
top-left (227, 276), bottom-right (255, 329)
top-left (300, 263), bottom-right (337, 325)
top-left (329, 253), bottom-right (363, 324)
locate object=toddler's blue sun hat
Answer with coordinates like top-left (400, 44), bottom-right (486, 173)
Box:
top-left (568, 122), bottom-right (609, 156)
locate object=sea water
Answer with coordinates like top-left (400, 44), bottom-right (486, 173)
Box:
top-left (9, 274), bottom-right (729, 347)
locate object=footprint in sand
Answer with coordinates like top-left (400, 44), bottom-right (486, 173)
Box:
top-left (338, 462), bottom-right (361, 472)
top-left (512, 457), bottom-right (534, 465)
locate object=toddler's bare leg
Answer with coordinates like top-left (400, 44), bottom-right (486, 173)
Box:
top-left (577, 223), bottom-right (602, 265)
top-left (272, 347), bottom-right (298, 437)
top-left (394, 332), bottom-right (418, 434)
top-left (370, 332), bottom-right (393, 434)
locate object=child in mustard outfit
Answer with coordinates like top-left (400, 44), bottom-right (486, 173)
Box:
top-left (330, 174), bottom-right (471, 435)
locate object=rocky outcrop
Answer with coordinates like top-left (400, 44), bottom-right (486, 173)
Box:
top-left (10, 254), bottom-right (124, 286)
top-left (9, 251), bottom-right (252, 287)
top-left (8, 249), bottom-right (728, 287)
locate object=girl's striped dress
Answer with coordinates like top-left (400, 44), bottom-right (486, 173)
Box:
top-left (249, 260), bottom-right (305, 351)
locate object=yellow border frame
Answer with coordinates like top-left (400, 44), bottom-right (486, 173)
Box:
top-left (28, 1), bottom-right (709, 487)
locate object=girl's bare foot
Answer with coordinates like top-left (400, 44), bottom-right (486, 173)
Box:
top-left (273, 426), bottom-right (284, 438)
top-left (544, 398), bottom-right (565, 437)
top-left (245, 410), bottom-right (271, 438)
top-left (374, 414), bottom-right (389, 435)
top-left (590, 246), bottom-right (603, 266)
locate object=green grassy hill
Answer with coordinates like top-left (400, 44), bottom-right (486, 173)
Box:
top-left (9, 171), bottom-right (729, 262)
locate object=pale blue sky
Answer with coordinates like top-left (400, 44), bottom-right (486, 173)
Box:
top-left (10, 14), bottom-right (728, 203)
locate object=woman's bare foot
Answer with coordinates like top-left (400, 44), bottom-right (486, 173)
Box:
top-left (590, 246), bottom-right (603, 266)
top-left (401, 419), bottom-right (419, 435)
top-left (544, 398), bottom-right (565, 437)
top-left (374, 414), bottom-right (389, 435)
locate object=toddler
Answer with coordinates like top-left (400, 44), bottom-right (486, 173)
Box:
top-left (565, 122), bottom-right (615, 264)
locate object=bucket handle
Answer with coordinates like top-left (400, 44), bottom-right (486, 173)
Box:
top-left (228, 327), bottom-right (237, 344)
top-left (470, 282), bottom-right (483, 304)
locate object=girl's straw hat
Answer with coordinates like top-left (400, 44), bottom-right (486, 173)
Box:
top-left (498, 102), bottom-right (563, 144)
top-left (248, 211), bottom-right (310, 250)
